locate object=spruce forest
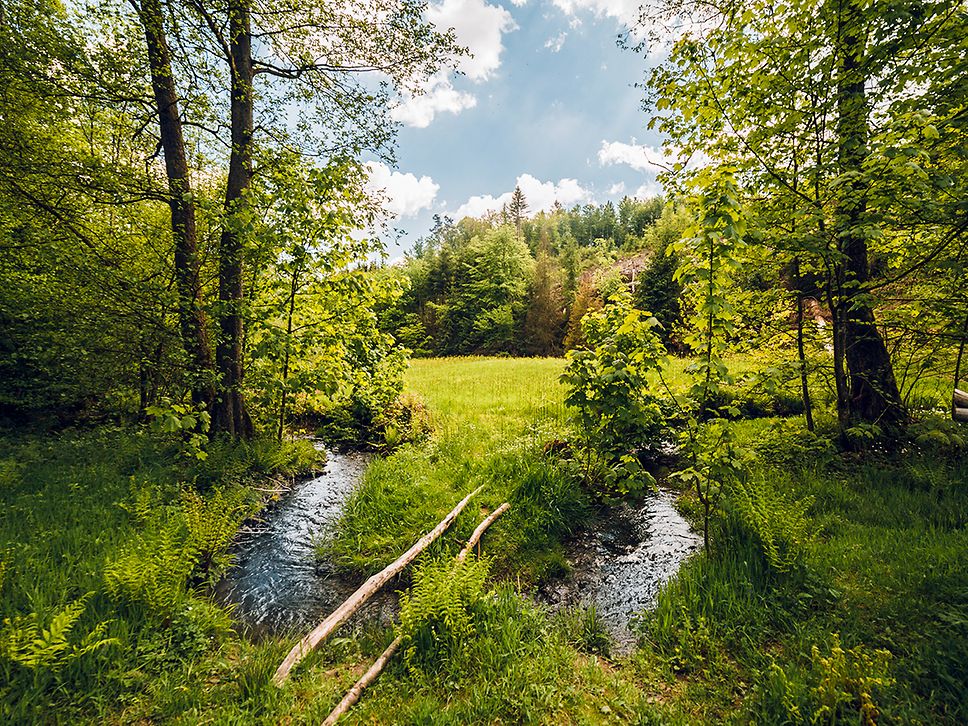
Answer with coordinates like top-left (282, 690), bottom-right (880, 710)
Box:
top-left (1, 0), bottom-right (966, 723)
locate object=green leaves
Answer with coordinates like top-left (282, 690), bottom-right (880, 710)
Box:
top-left (561, 291), bottom-right (670, 495)
top-left (0, 593), bottom-right (117, 673)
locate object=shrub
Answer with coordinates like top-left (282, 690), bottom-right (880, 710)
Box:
top-left (105, 484), bottom-right (254, 617)
top-left (561, 291), bottom-right (670, 495)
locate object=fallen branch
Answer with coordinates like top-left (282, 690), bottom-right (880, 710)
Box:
top-left (321, 502), bottom-right (510, 724)
top-left (457, 502), bottom-right (511, 563)
top-left (321, 634), bottom-right (403, 726)
top-left (272, 485), bottom-right (484, 686)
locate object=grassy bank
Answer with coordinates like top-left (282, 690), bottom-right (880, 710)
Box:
top-left (1, 357), bottom-right (966, 723)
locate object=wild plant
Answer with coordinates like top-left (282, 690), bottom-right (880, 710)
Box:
top-left (560, 290), bottom-right (669, 496)
top-left (0, 593), bottom-right (116, 674)
top-left (397, 556), bottom-right (490, 675)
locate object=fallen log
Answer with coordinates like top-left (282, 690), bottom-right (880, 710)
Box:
top-left (320, 503), bottom-right (510, 725)
top-left (321, 635), bottom-right (403, 726)
top-left (457, 502), bottom-right (511, 563)
top-left (272, 485), bottom-right (484, 686)
top-left (955, 407), bottom-right (968, 422)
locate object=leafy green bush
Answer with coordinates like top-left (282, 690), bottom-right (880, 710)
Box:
top-left (750, 419), bottom-right (835, 467)
top-left (105, 484), bottom-right (254, 617)
top-left (908, 415), bottom-right (968, 455)
top-left (561, 291), bottom-right (669, 495)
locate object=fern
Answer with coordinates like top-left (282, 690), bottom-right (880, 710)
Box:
top-left (104, 514), bottom-right (196, 617)
top-left (106, 484), bottom-right (254, 617)
top-left (397, 556), bottom-right (490, 673)
top-left (180, 486), bottom-right (254, 578)
top-left (0, 593), bottom-right (117, 672)
top-left (730, 475), bottom-right (814, 573)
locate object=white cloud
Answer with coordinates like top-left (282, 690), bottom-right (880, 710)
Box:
top-left (551, 0), bottom-right (640, 29)
top-left (607, 181), bottom-right (626, 195)
top-left (598, 139), bottom-right (709, 173)
top-left (598, 139), bottom-right (674, 173)
top-left (544, 32), bottom-right (567, 52)
top-left (392, 0), bottom-right (515, 128)
top-left (365, 162), bottom-right (439, 218)
top-left (633, 181), bottom-right (662, 198)
top-left (428, 0), bottom-right (517, 82)
top-left (550, 0), bottom-right (709, 49)
top-left (454, 173), bottom-right (592, 218)
top-left (391, 74), bottom-right (477, 128)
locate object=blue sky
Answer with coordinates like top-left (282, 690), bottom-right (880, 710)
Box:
top-left (365, 0), bottom-right (679, 255)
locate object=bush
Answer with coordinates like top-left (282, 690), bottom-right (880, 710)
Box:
top-left (561, 291), bottom-right (670, 495)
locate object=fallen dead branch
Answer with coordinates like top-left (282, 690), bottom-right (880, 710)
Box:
top-left (272, 485), bottom-right (484, 686)
top-left (320, 502), bottom-right (510, 724)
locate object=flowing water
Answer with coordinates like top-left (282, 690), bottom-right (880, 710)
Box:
top-left (541, 489), bottom-right (700, 654)
top-left (216, 448), bottom-right (395, 638)
top-left (218, 447), bottom-right (697, 651)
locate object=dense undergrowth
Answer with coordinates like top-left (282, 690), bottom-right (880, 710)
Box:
top-left (1, 357), bottom-right (966, 724)
top-left (0, 428), bottom-right (319, 722)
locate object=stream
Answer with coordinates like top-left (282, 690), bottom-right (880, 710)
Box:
top-left (217, 450), bottom-right (698, 652)
top-left (215, 448), bottom-right (396, 638)
top-left (541, 489), bottom-right (701, 654)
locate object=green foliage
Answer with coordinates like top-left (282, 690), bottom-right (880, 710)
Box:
top-left (729, 474), bottom-right (814, 573)
top-left (750, 419), bottom-right (836, 467)
top-left (752, 634), bottom-right (893, 725)
top-left (145, 399), bottom-right (211, 461)
top-left (672, 166), bottom-right (747, 412)
top-left (105, 484), bottom-right (254, 617)
top-left (562, 291), bottom-right (669, 494)
top-left (0, 593), bottom-right (116, 673)
top-left (908, 415), bottom-right (968, 455)
top-left (398, 557), bottom-right (491, 674)
top-left (672, 418), bottom-right (747, 549)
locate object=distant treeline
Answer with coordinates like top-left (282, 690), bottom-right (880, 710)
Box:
top-left (378, 192), bottom-right (691, 357)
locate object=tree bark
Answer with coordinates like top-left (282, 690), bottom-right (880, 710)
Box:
top-left (212, 0), bottom-right (254, 436)
top-left (792, 258), bottom-right (814, 431)
top-left (136, 0), bottom-right (215, 408)
top-left (834, 0), bottom-right (905, 431)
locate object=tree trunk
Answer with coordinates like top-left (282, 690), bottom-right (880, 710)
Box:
top-left (834, 0), bottom-right (905, 431)
top-left (136, 0), bottom-right (215, 408)
top-left (212, 0), bottom-right (254, 437)
top-left (792, 258), bottom-right (814, 431)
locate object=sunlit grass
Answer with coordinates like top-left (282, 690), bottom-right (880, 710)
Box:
top-left (404, 356), bottom-right (569, 449)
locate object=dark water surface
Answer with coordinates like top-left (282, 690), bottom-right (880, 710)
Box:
top-left (216, 449), bottom-right (395, 638)
top-left (542, 490), bottom-right (700, 654)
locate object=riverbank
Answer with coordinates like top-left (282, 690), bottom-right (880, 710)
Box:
top-left (1, 358), bottom-right (966, 723)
